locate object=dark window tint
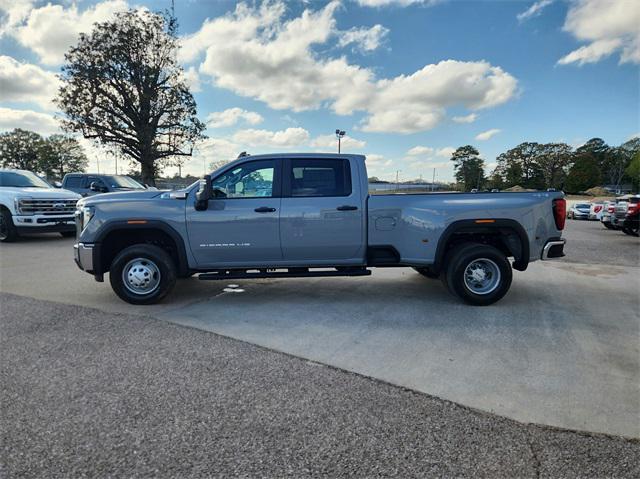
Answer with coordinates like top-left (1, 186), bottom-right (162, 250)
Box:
top-left (290, 159), bottom-right (351, 197)
top-left (64, 176), bottom-right (83, 188)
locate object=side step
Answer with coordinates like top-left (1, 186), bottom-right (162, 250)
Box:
top-left (198, 267), bottom-right (371, 281)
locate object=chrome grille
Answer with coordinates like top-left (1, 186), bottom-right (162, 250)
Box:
top-left (17, 199), bottom-right (77, 215)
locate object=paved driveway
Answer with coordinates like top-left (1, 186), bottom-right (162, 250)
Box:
top-left (1, 220), bottom-right (638, 437)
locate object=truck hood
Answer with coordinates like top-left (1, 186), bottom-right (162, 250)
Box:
top-left (3, 187), bottom-right (80, 199)
top-left (80, 189), bottom-right (166, 206)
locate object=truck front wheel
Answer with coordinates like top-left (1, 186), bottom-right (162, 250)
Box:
top-left (0, 207), bottom-right (19, 242)
top-left (109, 244), bottom-right (177, 305)
top-left (443, 243), bottom-right (512, 306)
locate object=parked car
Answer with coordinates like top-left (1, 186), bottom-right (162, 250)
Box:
top-left (614, 194), bottom-right (639, 237)
top-left (610, 196), bottom-right (631, 230)
top-left (62, 173), bottom-right (145, 197)
top-left (600, 201), bottom-right (616, 229)
top-left (589, 202), bottom-right (605, 221)
top-left (74, 153), bottom-right (566, 306)
top-left (568, 203), bottom-right (591, 220)
top-left (0, 169), bottom-right (80, 242)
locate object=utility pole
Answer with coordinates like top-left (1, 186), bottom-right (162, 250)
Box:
top-left (396, 170), bottom-right (401, 191)
top-left (432, 168), bottom-right (436, 192)
top-left (335, 129), bottom-right (345, 154)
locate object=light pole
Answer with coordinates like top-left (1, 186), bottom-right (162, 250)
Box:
top-left (396, 170), bottom-right (401, 191)
top-left (335, 129), bottom-right (345, 154)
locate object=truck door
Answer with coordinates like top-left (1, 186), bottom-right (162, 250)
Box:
top-left (279, 158), bottom-right (365, 263)
top-left (186, 159), bottom-right (282, 268)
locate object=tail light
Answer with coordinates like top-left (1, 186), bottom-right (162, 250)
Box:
top-left (594, 205), bottom-right (602, 213)
top-left (607, 205), bottom-right (615, 213)
top-left (628, 203), bottom-right (638, 215)
top-left (553, 198), bottom-right (566, 230)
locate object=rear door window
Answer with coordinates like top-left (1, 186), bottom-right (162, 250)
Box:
top-left (64, 176), bottom-right (83, 188)
top-left (287, 159), bottom-right (352, 197)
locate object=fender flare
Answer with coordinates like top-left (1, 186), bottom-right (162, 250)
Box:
top-left (433, 219), bottom-right (530, 273)
top-left (94, 220), bottom-right (190, 276)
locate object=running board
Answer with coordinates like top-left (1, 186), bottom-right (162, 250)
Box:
top-left (198, 268), bottom-right (371, 281)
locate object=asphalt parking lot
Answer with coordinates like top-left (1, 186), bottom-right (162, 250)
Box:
top-left (2, 293), bottom-right (639, 478)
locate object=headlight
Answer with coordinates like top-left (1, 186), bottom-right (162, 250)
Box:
top-left (14, 197), bottom-right (32, 215)
top-left (81, 206), bottom-right (95, 230)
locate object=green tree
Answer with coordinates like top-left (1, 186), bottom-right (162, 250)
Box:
top-left (39, 135), bottom-right (88, 180)
top-left (495, 142), bottom-right (544, 189)
top-left (536, 143), bottom-right (572, 189)
top-left (0, 129), bottom-right (45, 171)
top-left (624, 151), bottom-right (640, 191)
top-left (450, 145), bottom-right (485, 191)
top-left (565, 154), bottom-right (601, 193)
top-left (56, 10), bottom-right (206, 186)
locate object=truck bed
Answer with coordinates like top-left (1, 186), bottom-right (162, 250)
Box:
top-left (367, 191), bottom-right (564, 265)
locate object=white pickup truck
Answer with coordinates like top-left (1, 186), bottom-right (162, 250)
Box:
top-left (0, 169), bottom-right (81, 242)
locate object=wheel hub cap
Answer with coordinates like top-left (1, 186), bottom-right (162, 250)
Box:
top-left (122, 258), bottom-right (161, 295)
top-left (463, 258), bottom-right (501, 295)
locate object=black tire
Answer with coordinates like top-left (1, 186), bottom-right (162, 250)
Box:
top-left (603, 223), bottom-right (614, 230)
top-left (443, 242), bottom-right (512, 306)
top-left (0, 207), bottom-right (19, 242)
top-left (109, 244), bottom-right (177, 305)
top-left (413, 266), bottom-right (439, 279)
top-left (60, 231), bottom-right (76, 238)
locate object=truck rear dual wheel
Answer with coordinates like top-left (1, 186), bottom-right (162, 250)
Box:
top-left (442, 242), bottom-right (512, 306)
top-left (109, 244), bottom-right (177, 305)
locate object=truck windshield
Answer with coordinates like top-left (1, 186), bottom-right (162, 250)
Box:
top-left (0, 171), bottom-right (51, 188)
top-left (105, 175), bottom-right (145, 189)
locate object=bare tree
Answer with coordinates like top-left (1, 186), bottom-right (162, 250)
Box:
top-left (56, 10), bottom-right (205, 186)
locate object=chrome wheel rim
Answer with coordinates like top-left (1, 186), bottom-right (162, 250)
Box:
top-left (463, 258), bottom-right (501, 295)
top-left (122, 258), bottom-right (161, 295)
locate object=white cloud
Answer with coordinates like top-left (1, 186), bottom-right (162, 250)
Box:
top-left (4, 0), bottom-right (129, 65)
top-left (475, 128), bottom-right (501, 141)
top-left (0, 55), bottom-right (59, 109)
top-left (207, 108), bottom-right (264, 128)
top-left (183, 66), bottom-right (202, 93)
top-left (186, 1), bottom-right (517, 134)
top-left (436, 146), bottom-right (456, 157)
top-left (406, 146), bottom-right (434, 156)
top-left (558, 0), bottom-right (640, 65)
top-left (232, 127), bottom-right (310, 147)
top-left (517, 0), bottom-right (554, 22)
top-left (452, 113), bottom-right (477, 124)
top-left (338, 24), bottom-right (389, 52)
top-left (0, 107), bottom-right (60, 135)
top-left (0, 0), bottom-right (33, 36)
top-left (310, 134), bottom-right (366, 151)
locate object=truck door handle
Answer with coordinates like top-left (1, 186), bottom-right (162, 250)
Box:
top-left (336, 205), bottom-right (358, 211)
top-left (254, 206), bottom-right (276, 213)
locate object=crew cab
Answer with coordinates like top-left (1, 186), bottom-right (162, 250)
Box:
top-left (74, 154), bottom-right (566, 306)
top-left (0, 169), bottom-right (80, 242)
top-left (62, 173), bottom-right (146, 197)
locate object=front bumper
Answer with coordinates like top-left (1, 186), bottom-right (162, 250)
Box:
top-left (74, 242), bottom-right (95, 272)
top-left (14, 215), bottom-right (75, 234)
top-left (541, 239), bottom-right (566, 260)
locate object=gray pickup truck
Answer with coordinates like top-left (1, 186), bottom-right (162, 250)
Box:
top-left (74, 153), bottom-right (566, 306)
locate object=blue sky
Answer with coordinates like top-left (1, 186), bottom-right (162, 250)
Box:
top-left (0, 0), bottom-right (638, 181)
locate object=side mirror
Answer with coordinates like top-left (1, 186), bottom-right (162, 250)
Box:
top-left (195, 175), bottom-right (212, 211)
top-left (54, 181), bottom-right (62, 188)
top-left (89, 181), bottom-right (100, 192)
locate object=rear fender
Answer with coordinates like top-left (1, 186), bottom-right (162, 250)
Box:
top-left (433, 219), bottom-right (530, 273)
